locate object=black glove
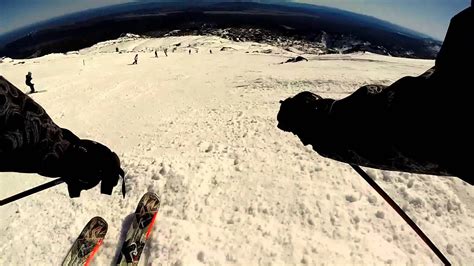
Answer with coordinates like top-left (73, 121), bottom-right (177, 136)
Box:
top-left (278, 91), bottom-right (335, 146)
top-left (60, 136), bottom-right (125, 198)
top-left (276, 7), bottom-right (473, 184)
top-left (1, 75), bottom-right (125, 197)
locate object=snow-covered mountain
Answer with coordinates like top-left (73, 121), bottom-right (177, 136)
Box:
top-left (0, 2), bottom-right (441, 59)
top-left (0, 35), bottom-right (471, 265)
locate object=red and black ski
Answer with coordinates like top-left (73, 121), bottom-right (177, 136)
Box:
top-left (116, 192), bottom-right (161, 265)
top-left (62, 216), bottom-right (108, 266)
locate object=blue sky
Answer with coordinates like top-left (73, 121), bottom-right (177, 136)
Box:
top-left (0, 0), bottom-right (470, 40)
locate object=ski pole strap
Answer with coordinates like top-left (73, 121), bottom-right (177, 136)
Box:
top-left (350, 165), bottom-right (451, 266)
top-left (0, 178), bottom-right (65, 206)
top-left (121, 173), bottom-right (126, 198)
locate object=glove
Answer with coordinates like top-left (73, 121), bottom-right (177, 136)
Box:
top-left (0, 75), bottom-right (125, 196)
top-left (60, 137), bottom-right (125, 198)
top-left (277, 91), bottom-right (335, 145)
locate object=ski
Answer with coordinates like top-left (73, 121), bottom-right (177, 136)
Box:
top-left (62, 216), bottom-right (108, 266)
top-left (116, 192), bottom-right (161, 266)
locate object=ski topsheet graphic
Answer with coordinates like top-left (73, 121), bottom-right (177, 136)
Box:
top-left (116, 192), bottom-right (161, 265)
top-left (62, 216), bottom-right (108, 266)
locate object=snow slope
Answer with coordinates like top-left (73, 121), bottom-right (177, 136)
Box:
top-left (0, 35), bottom-right (472, 265)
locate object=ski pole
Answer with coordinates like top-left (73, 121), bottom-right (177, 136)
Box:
top-left (350, 164), bottom-right (450, 266)
top-left (0, 178), bottom-right (65, 206)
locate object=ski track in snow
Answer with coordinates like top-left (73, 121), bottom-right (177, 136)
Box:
top-left (0, 35), bottom-right (473, 265)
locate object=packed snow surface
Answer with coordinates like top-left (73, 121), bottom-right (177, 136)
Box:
top-left (1, 35), bottom-right (473, 265)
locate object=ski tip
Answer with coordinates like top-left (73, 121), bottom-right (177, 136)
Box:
top-left (141, 191), bottom-right (161, 207)
top-left (91, 216), bottom-right (107, 223)
top-left (142, 191), bottom-right (160, 200)
top-left (90, 216), bottom-right (109, 230)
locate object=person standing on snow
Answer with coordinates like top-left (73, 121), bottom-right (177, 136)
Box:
top-left (154, 50), bottom-right (158, 58)
top-left (25, 72), bottom-right (35, 93)
top-left (132, 54), bottom-right (138, 64)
